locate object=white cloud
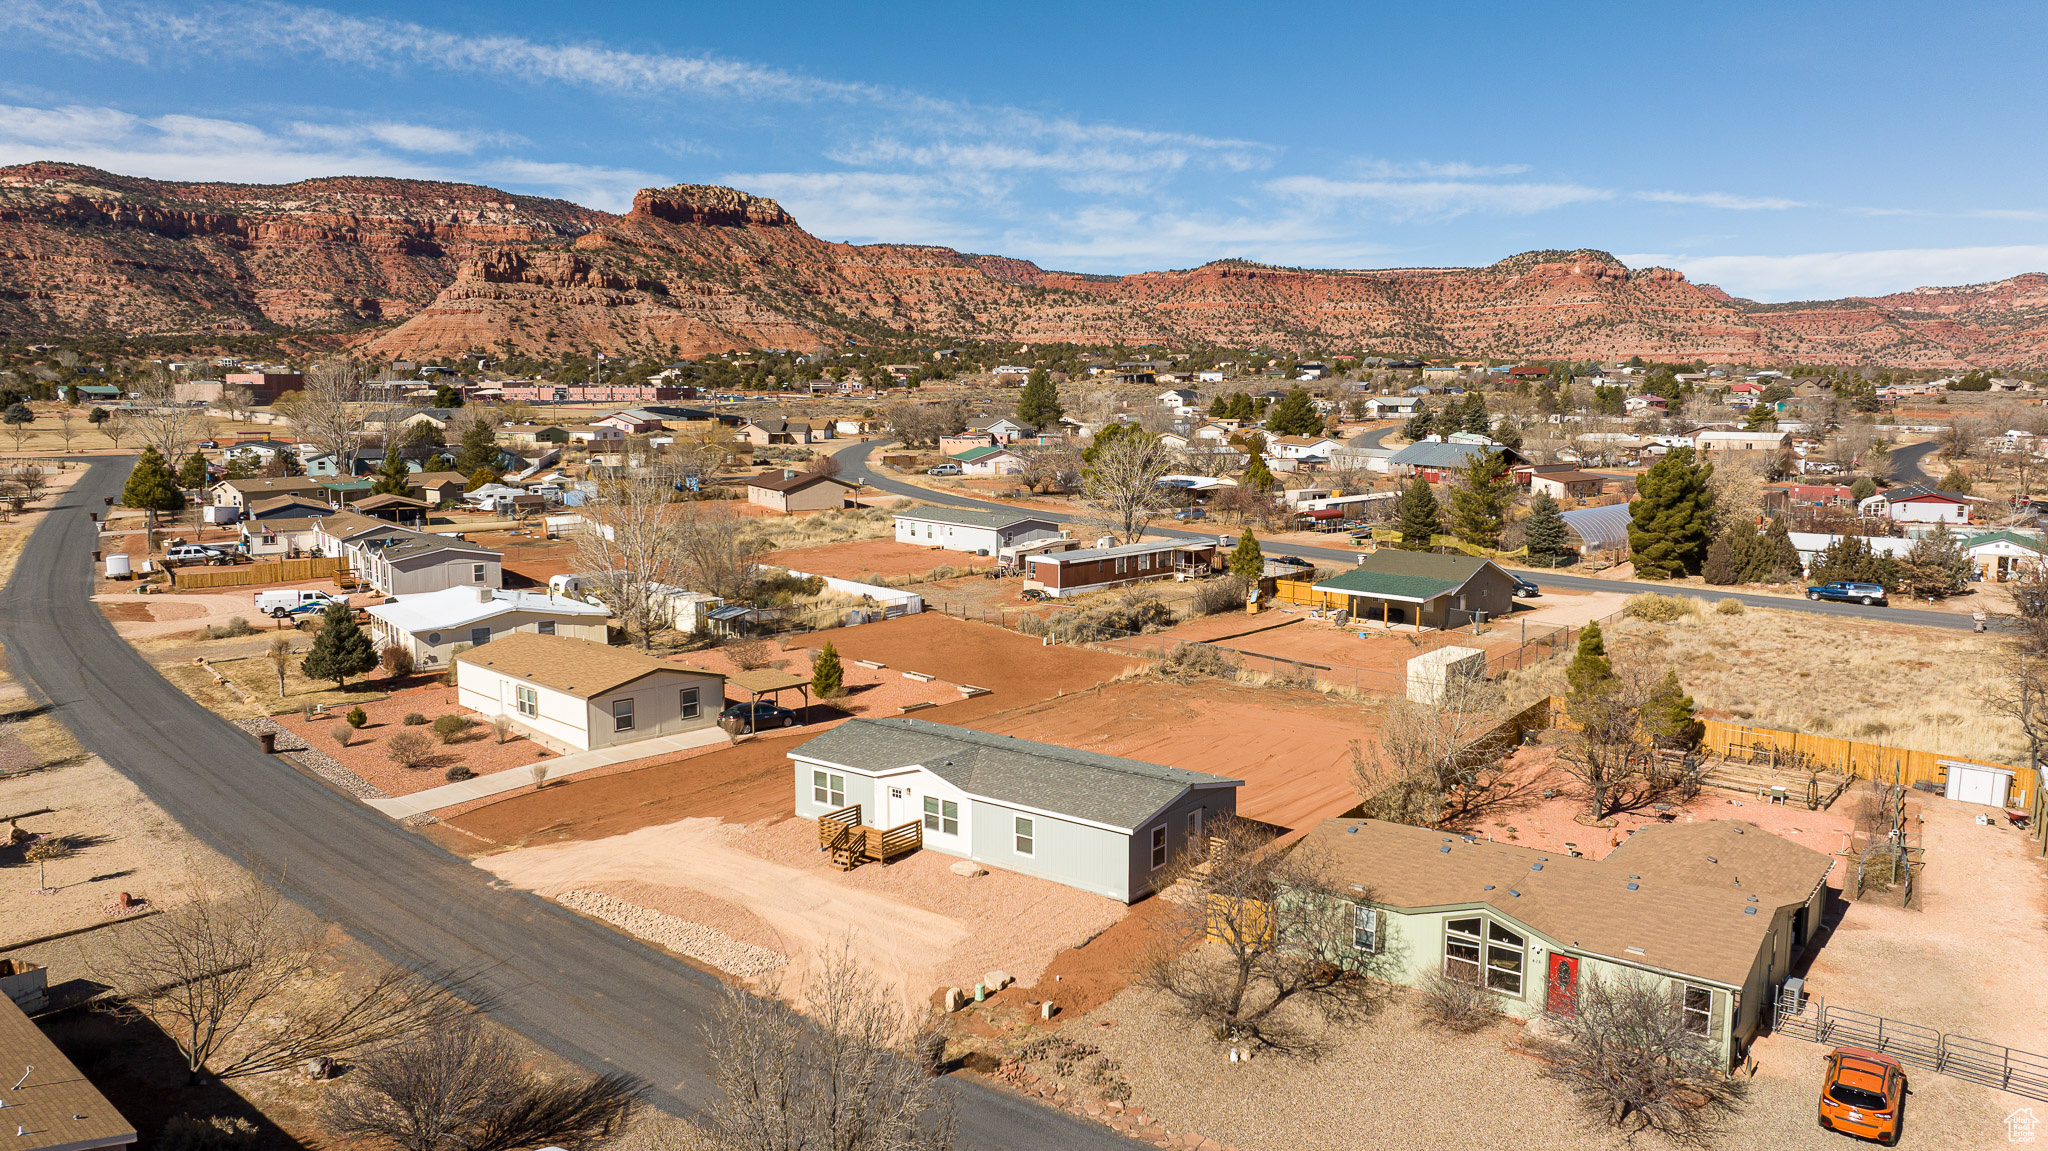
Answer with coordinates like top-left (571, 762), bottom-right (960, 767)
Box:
top-left (1268, 174), bottom-right (1612, 219)
top-left (717, 171), bottom-right (981, 247)
top-left (1634, 190), bottom-right (1804, 211)
top-left (1621, 244), bottom-right (2048, 301)
top-left (1350, 159), bottom-right (1532, 179)
top-left (289, 121), bottom-right (515, 155)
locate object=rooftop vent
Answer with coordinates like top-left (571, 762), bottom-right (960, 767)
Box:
top-left (1706, 856), bottom-right (1718, 864)
top-left (1744, 906), bottom-right (1758, 916)
top-left (1347, 826), bottom-right (1359, 834)
top-left (1625, 946), bottom-right (1646, 956)
top-left (1628, 874), bottom-right (1639, 880)
top-left (1507, 889), bottom-right (1521, 898)
top-left (1349, 884), bottom-right (1366, 892)
top-left (1627, 882), bottom-right (1640, 890)
top-left (1746, 895), bottom-right (1758, 902)
top-left (1483, 885), bottom-right (1495, 891)
top-left (1530, 863), bottom-right (1544, 871)
top-left (1440, 845), bottom-right (1452, 854)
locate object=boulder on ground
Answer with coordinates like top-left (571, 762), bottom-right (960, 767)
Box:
top-left (949, 860), bottom-right (988, 877)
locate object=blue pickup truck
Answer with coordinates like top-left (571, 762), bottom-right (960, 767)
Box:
top-left (1805, 581), bottom-right (1888, 606)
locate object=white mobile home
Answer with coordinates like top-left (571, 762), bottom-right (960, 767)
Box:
top-left (893, 506), bottom-right (1065, 554)
top-left (455, 633), bottom-right (726, 753)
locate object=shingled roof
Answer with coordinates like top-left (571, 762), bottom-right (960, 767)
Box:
top-left (790, 717), bottom-right (1241, 831)
top-left (893, 505), bottom-right (1055, 530)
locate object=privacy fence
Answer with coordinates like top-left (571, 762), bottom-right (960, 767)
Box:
top-left (168, 557), bottom-right (345, 589)
top-left (1702, 720), bottom-right (2036, 809)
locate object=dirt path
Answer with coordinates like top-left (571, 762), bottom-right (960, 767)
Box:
top-left (92, 590), bottom-right (263, 639)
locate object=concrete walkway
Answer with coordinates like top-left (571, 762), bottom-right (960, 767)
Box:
top-left (366, 728), bottom-right (732, 820)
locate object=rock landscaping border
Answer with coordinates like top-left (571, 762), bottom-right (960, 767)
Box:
top-left (557, 888), bottom-right (788, 978)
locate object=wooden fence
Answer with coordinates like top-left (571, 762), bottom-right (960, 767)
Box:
top-left (1271, 579), bottom-right (1347, 611)
top-left (1703, 719), bottom-right (2036, 808)
top-left (169, 558), bottom-right (345, 589)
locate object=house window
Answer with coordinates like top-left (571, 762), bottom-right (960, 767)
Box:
top-left (515, 685), bottom-right (537, 718)
top-left (1485, 921), bottom-right (1525, 995)
top-left (1138, 552), bottom-right (1151, 571)
top-left (1150, 825), bottom-right (1168, 870)
top-left (813, 770), bottom-right (844, 807)
top-left (923, 797), bottom-right (958, 836)
top-left (1682, 985), bottom-right (1713, 1036)
top-left (1186, 808), bottom-right (1204, 842)
top-left (469, 626), bottom-right (491, 646)
top-left (679, 686), bottom-right (700, 719)
top-left (1353, 905), bottom-right (1378, 954)
top-left (1015, 817), bottom-right (1034, 857)
top-left (472, 563), bottom-right (487, 583)
top-left (537, 621), bottom-right (555, 635)
top-left (613, 698), bottom-right (635, 732)
top-left (1445, 917), bottom-right (1484, 985)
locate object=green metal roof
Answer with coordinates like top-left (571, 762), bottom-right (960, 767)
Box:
top-left (1312, 550), bottom-right (1494, 603)
top-left (1962, 530), bottom-right (2048, 554)
top-left (949, 445), bottom-right (1015, 463)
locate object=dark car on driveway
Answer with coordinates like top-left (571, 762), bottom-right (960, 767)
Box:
top-left (1807, 581), bottom-right (1887, 606)
top-left (720, 701), bottom-right (801, 733)
top-left (1511, 576), bottom-right (1541, 598)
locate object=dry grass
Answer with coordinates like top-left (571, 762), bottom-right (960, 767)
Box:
top-left (744, 505), bottom-right (894, 550)
top-left (162, 654), bottom-right (392, 719)
top-left (1505, 606), bottom-right (2024, 763)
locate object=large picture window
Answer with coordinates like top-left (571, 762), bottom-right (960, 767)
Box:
top-left (812, 770), bottom-right (844, 808)
top-left (1444, 916), bottom-right (1525, 996)
top-left (923, 796), bottom-right (958, 836)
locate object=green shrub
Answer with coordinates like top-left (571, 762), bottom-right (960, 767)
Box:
top-left (202, 616), bottom-right (256, 639)
top-left (431, 714), bottom-right (474, 744)
top-left (403, 712), bottom-right (428, 726)
top-left (444, 765), bottom-right (476, 782)
top-left (1715, 597), bottom-right (1746, 616)
top-left (1623, 593), bottom-right (1700, 623)
top-left (345, 706), bottom-right (367, 729)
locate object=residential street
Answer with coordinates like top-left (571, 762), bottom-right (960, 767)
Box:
top-left (0, 456), bottom-right (1137, 1150)
top-left (833, 438), bottom-right (1983, 631)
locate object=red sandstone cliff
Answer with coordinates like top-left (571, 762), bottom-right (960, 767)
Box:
top-left (0, 163), bottom-right (2042, 367)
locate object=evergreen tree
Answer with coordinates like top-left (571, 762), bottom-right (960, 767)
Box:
top-left (177, 450), bottom-right (210, 489)
top-left (2, 402), bottom-right (32, 432)
top-left (426, 453), bottom-right (456, 474)
top-left (87, 406), bottom-right (109, 428)
top-left (1448, 449), bottom-right (1514, 549)
top-left (1849, 476), bottom-right (1877, 502)
top-left (454, 420), bottom-right (499, 476)
top-left (1396, 477), bottom-right (1442, 549)
top-left (1242, 453), bottom-right (1276, 492)
top-left (1229, 531), bottom-right (1264, 580)
top-left (1755, 517), bottom-right (1801, 582)
top-left (811, 640), bottom-right (844, 699)
top-left (1523, 491), bottom-right (1571, 563)
top-left (1264, 388), bottom-right (1322, 436)
top-left (1459, 391), bottom-right (1491, 436)
top-left (432, 383), bottom-right (465, 408)
top-left (465, 467), bottom-right (503, 492)
top-left (1701, 524), bottom-right (1749, 585)
top-left (1897, 525), bottom-right (1970, 599)
top-left (1016, 369), bottom-right (1063, 427)
top-left (1742, 403), bottom-right (1778, 431)
top-left (300, 602), bottom-right (378, 689)
top-left (1627, 447), bottom-right (1715, 579)
top-left (370, 449), bottom-right (413, 496)
top-left (1642, 670), bottom-right (1704, 752)
top-left (265, 446), bottom-right (303, 478)
top-left (1224, 393), bottom-right (1255, 421)
top-left (1939, 466), bottom-right (1972, 494)
top-left (120, 447), bottom-right (184, 512)
top-left (1565, 621), bottom-right (1616, 704)
top-left (1207, 395), bottom-right (1228, 417)
top-left (1401, 401), bottom-right (1433, 441)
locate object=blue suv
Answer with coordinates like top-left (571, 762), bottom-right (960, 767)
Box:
top-left (1806, 581), bottom-right (1887, 606)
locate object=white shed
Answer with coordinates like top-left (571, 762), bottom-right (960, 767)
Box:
top-left (1406, 646), bottom-right (1489, 705)
top-left (1941, 760), bottom-right (2015, 808)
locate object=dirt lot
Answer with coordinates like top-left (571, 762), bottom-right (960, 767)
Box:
top-left (972, 678), bottom-right (1375, 834)
top-left (269, 680), bottom-right (554, 797)
top-left (770, 537), bottom-right (997, 580)
top-left (477, 814), bottom-right (1125, 1011)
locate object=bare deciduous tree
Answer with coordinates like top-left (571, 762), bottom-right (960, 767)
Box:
top-left (96, 880), bottom-right (475, 1084)
top-left (1081, 430), bottom-right (1178, 544)
top-left (324, 1016), bottom-right (641, 1151)
top-left (125, 367), bottom-right (204, 464)
top-left (281, 360), bottom-right (370, 476)
top-left (707, 946), bottom-right (956, 1151)
top-left (882, 399), bottom-right (966, 447)
top-left (1535, 972), bottom-right (1748, 1143)
top-left (1556, 667), bottom-right (1660, 821)
top-left (681, 502), bottom-right (766, 603)
top-left (265, 634), bottom-right (295, 697)
top-left (218, 384), bottom-right (254, 425)
top-left (1140, 814), bottom-right (1393, 1055)
top-left (571, 472), bottom-right (689, 650)
top-left (1351, 672), bottom-right (1511, 828)
top-left (1018, 448), bottom-right (1082, 493)
top-left (54, 408), bottom-right (76, 452)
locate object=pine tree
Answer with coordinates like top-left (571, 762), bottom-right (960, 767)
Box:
top-left (1849, 476), bottom-right (1877, 503)
top-left (121, 447), bottom-right (184, 512)
top-left (455, 420), bottom-right (499, 477)
top-left (1016, 369), bottom-right (1063, 427)
top-left (1523, 491), bottom-right (1571, 563)
top-left (465, 467), bottom-right (503, 492)
top-left (1743, 403), bottom-right (1778, 432)
top-left (1939, 466), bottom-right (1972, 494)
top-left (1225, 393), bottom-right (1254, 421)
top-left (1396, 477), bottom-right (1441, 549)
top-left (1264, 388), bottom-right (1322, 436)
top-left (1207, 395), bottom-right (1228, 417)
top-left (1643, 670), bottom-right (1704, 751)
top-left (300, 602), bottom-right (378, 689)
top-left (370, 449), bottom-right (413, 496)
top-left (1897, 525), bottom-right (1969, 599)
top-left (1460, 391), bottom-right (1491, 435)
top-left (1627, 447), bottom-right (1715, 579)
top-left (1701, 524), bottom-right (1745, 585)
top-left (1755, 517), bottom-right (1801, 582)
top-left (811, 640), bottom-right (844, 699)
top-left (1242, 454), bottom-right (1276, 492)
top-left (1401, 402), bottom-right (1433, 441)
top-left (1448, 450), bottom-right (1514, 549)
top-left (1229, 531), bottom-right (1264, 580)
top-left (177, 450), bottom-right (210, 489)
top-left (1566, 621), bottom-right (1616, 702)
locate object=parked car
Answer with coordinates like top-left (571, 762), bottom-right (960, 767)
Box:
top-left (196, 439), bottom-right (219, 450)
top-left (164, 544), bottom-right (228, 566)
top-left (253, 588), bottom-right (350, 616)
top-left (1173, 506), bottom-right (1207, 521)
top-left (1806, 581), bottom-right (1887, 606)
top-left (720, 701), bottom-right (801, 733)
top-left (1511, 576), bottom-right (1541, 598)
top-left (1818, 1046), bottom-right (1906, 1145)
top-left (926, 463), bottom-right (962, 476)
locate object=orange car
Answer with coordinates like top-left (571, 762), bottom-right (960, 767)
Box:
top-left (1818, 1046), bottom-right (1907, 1145)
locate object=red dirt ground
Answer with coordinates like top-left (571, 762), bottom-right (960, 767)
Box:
top-left (971, 678), bottom-right (1376, 834)
top-left (275, 681), bottom-right (553, 797)
top-left (770, 538), bottom-right (996, 580)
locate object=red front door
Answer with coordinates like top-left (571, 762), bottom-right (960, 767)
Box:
top-left (1547, 954), bottom-right (1579, 1016)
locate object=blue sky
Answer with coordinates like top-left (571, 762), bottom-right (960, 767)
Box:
top-left (2, 0), bottom-right (2045, 301)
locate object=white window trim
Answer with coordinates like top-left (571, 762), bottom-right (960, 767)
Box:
top-left (1014, 816), bottom-right (1034, 857)
top-left (514, 684), bottom-right (538, 718)
top-left (1353, 905), bottom-right (1378, 954)
top-left (612, 697), bottom-right (635, 732)
top-left (679, 686), bottom-right (700, 719)
top-left (1149, 825), bottom-right (1168, 870)
top-left (812, 770), bottom-right (844, 808)
top-left (1682, 984), bottom-right (1713, 1036)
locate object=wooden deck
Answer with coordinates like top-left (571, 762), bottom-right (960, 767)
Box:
top-left (818, 804), bottom-right (924, 870)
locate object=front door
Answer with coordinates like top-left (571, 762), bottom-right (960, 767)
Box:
top-left (1547, 953), bottom-right (1579, 1017)
top-left (887, 786), bottom-right (909, 827)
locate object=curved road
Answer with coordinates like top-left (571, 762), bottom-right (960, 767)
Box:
top-left (1890, 439), bottom-right (1941, 486)
top-left (836, 440), bottom-right (1982, 631)
top-left (0, 457), bottom-right (1134, 1149)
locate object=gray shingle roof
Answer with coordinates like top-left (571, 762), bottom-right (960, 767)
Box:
top-left (790, 718), bottom-right (1241, 831)
top-left (893, 505), bottom-right (1057, 531)
top-left (1388, 441), bottom-right (1508, 468)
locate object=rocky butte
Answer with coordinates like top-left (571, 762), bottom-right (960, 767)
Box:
top-left (1, 162), bottom-right (2044, 367)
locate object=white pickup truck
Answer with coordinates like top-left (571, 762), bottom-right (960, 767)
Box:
top-left (253, 588), bottom-right (350, 616)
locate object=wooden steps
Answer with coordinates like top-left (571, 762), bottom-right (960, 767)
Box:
top-left (816, 803), bottom-right (923, 871)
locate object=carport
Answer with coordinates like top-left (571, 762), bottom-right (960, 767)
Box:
top-left (728, 667), bottom-right (813, 711)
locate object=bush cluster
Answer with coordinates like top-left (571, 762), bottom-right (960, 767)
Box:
top-left (1623, 593), bottom-right (1700, 623)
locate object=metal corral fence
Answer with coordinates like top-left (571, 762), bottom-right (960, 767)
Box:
top-left (1702, 721), bottom-right (2037, 809)
top-left (1775, 986), bottom-right (2048, 1100)
top-left (168, 557), bottom-right (346, 589)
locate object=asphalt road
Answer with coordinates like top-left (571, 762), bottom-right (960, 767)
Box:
top-left (837, 439), bottom-right (1984, 632)
top-left (1890, 439), bottom-right (1941, 486)
top-left (0, 457), bottom-right (1137, 1149)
